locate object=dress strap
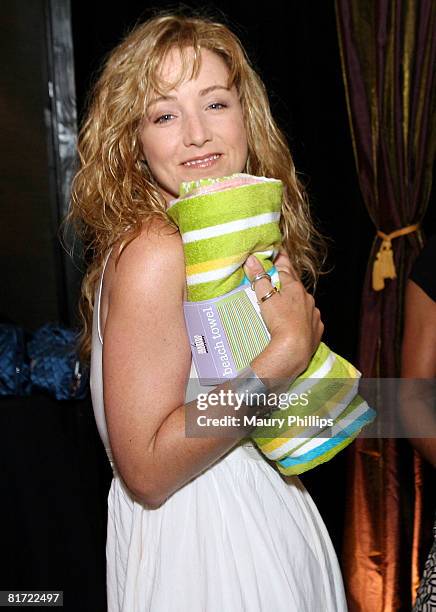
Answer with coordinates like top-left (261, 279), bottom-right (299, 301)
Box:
top-left (97, 249), bottom-right (113, 345)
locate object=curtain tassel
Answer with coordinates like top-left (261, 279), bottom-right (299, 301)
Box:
top-left (372, 224), bottom-right (420, 291)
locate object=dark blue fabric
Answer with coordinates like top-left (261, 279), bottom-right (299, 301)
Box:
top-left (27, 323), bottom-right (89, 401)
top-left (1, 322), bottom-right (88, 400)
top-left (0, 324), bottom-right (31, 396)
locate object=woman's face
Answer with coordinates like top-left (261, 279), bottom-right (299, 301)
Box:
top-left (139, 47), bottom-right (248, 202)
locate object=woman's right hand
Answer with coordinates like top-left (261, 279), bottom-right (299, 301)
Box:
top-left (243, 251), bottom-right (324, 382)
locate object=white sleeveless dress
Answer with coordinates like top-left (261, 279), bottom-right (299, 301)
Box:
top-left (90, 254), bottom-right (348, 612)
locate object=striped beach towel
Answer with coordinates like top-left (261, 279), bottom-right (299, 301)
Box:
top-left (167, 173), bottom-right (375, 475)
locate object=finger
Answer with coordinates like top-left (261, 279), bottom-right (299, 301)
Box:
top-left (243, 255), bottom-right (264, 280)
top-left (273, 248), bottom-right (292, 264)
top-left (313, 308), bottom-right (324, 340)
top-left (277, 266), bottom-right (300, 290)
top-left (256, 283), bottom-right (280, 307)
top-left (316, 319), bottom-right (325, 343)
top-left (273, 251), bottom-right (299, 281)
top-left (243, 255), bottom-right (277, 304)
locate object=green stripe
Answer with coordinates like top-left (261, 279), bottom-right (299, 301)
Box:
top-left (287, 343), bottom-right (360, 382)
top-left (168, 182), bottom-right (282, 232)
top-left (184, 224), bottom-right (281, 266)
top-left (188, 271), bottom-right (246, 301)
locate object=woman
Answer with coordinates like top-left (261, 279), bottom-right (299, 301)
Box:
top-left (69, 12), bottom-right (347, 611)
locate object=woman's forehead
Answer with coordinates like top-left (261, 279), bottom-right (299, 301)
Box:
top-left (152, 46), bottom-right (231, 94)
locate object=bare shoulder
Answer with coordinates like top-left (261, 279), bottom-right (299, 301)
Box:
top-left (100, 217), bottom-right (186, 340)
top-left (112, 217), bottom-right (185, 297)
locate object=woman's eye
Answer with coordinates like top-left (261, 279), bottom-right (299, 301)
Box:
top-left (207, 102), bottom-right (227, 110)
top-left (155, 113), bottom-right (175, 124)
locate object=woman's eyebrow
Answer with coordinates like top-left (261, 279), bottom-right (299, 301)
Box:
top-left (147, 94), bottom-right (176, 108)
top-left (199, 84), bottom-right (230, 96)
top-left (147, 85), bottom-right (230, 108)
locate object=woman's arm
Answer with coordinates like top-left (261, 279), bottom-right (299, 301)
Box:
top-left (102, 221), bottom-right (322, 507)
top-left (401, 280), bottom-right (436, 467)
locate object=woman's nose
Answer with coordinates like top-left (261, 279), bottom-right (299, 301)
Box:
top-left (182, 113), bottom-right (212, 147)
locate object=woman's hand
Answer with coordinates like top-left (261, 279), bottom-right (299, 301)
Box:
top-left (243, 250), bottom-right (324, 381)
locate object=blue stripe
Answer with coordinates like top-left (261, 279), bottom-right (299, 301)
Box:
top-left (277, 407), bottom-right (376, 468)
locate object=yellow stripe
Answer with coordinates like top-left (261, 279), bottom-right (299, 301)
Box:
top-left (345, 361), bottom-right (358, 377)
top-left (258, 379), bottom-right (357, 454)
top-left (186, 253), bottom-right (246, 276)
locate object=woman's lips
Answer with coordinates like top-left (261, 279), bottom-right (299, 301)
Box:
top-left (182, 154), bottom-right (221, 168)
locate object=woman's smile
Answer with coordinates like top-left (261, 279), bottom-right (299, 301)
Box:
top-left (181, 153), bottom-right (222, 168)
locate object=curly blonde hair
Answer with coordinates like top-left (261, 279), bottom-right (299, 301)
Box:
top-left (67, 11), bottom-right (326, 360)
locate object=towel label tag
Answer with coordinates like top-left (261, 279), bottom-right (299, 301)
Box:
top-left (183, 285), bottom-right (270, 385)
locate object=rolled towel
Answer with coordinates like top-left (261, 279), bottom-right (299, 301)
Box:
top-left (169, 173), bottom-right (282, 301)
top-left (167, 173), bottom-right (375, 475)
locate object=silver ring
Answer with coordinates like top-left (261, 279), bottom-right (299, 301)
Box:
top-left (250, 272), bottom-right (271, 291)
top-left (258, 286), bottom-right (279, 304)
